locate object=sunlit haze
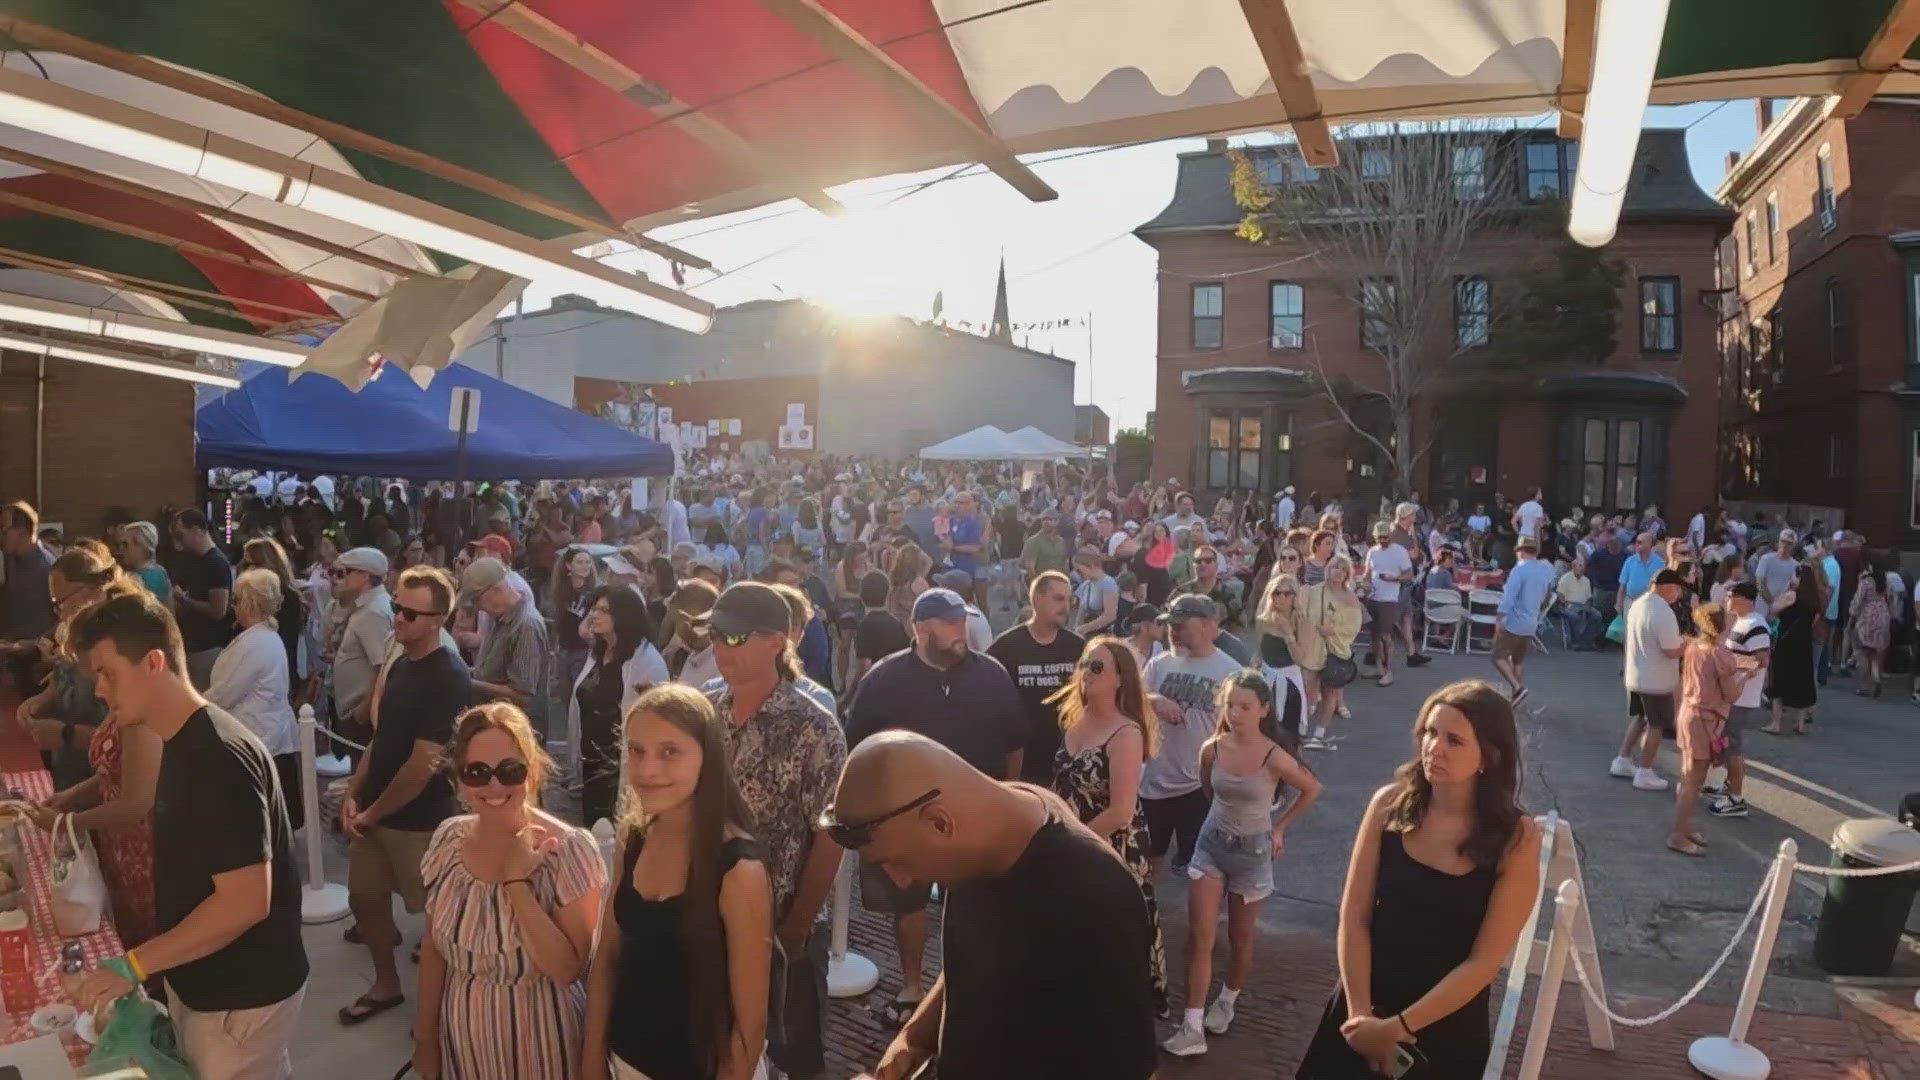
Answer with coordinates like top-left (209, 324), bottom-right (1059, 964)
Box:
top-left (522, 102), bottom-right (1759, 432)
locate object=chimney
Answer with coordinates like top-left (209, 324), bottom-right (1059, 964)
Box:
top-left (1756, 98), bottom-right (1774, 131)
top-left (1206, 137), bottom-right (1228, 154)
top-left (1725, 150), bottom-right (1742, 173)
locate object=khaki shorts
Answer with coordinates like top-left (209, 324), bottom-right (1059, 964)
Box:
top-left (1492, 630), bottom-right (1532, 664)
top-left (348, 825), bottom-right (433, 912)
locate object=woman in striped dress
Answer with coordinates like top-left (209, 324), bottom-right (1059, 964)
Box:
top-left (414, 703), bottom-right (606, 1080)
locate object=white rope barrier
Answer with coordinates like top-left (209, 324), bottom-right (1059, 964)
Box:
top-left (312, 719), bottom-right (369, 754)
top-left (1564, 865), bottom-right (1773, 1028)
top-left (1792, 856), bottom-right (1920, 877)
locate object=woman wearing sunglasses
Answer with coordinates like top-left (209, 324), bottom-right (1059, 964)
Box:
top-left (415, 702), bottom-right (606, 1080)
top-left (582, 683), bottom-right (771, 1080)
top-left (569, 586), bottom-right (669, 830)
top-left (1258, 570), bottom-right (1320, 723)
top-left (1046, 636), bottom-right (1167, 1016)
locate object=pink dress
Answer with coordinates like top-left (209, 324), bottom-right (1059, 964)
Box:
top-left (87, 714), bottom-right (157, 946)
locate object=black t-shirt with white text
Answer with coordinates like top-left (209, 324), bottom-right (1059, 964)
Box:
top-left (153, 706), bottom-right (307, 1011)
top-left (939, 794), bottom-right (1157, 1080)
top-left (987, 623), bottom-right (1085, 783)
top-left (363, 646), bottom-right (471, 831)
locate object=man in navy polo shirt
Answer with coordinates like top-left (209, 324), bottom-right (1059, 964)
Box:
top-left (844, 586), bottom-right (1025, 1029)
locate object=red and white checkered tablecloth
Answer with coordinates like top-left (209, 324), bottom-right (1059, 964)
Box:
top-left (1, 768), bottom-right (125, 1067)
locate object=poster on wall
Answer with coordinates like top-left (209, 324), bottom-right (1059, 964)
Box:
top-left (777, 425), bottom-right (796, 450)
top-left (793, 424), bottom-right (814, 450)
top-left (786, 402), bottom-right (806, 425)
top-left (657, 405), bottom-right (673, 427)
top-left (727, 418), bottom-right (742, 437)
top-left (1911, 430), bottom-right (1920, 530)
top-left (706, 419), bottom-right (721, 436)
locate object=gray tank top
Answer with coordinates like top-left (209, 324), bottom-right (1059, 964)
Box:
top-left (1206, 747), bottom-right (1279, 836)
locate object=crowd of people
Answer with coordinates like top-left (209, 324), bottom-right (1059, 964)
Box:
top-left (1, 458), bottom-right (1904, 1078)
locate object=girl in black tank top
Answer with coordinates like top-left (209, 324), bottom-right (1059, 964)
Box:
top-left (582, 684), bottom-right (772, 1080)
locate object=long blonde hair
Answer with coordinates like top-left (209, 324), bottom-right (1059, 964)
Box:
top-left (1322, 554), bottom-right (1360, 603)
top-left (1045, 636), bottom-right (1159, 758)
top-left (1257, 572), bottom-right (1304, 636)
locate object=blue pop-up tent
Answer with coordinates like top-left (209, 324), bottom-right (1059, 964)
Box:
top-left (196, 363), bottom-right (673, 479)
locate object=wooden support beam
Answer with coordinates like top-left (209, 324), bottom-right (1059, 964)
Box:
top-left (0, 14), bottom-right (711, 270)
top-left (0, 147), bottom-right (424, 280)
top-left (0, 243), bottom-right (327, 322)
top-left (751, 0), bottom-right (1056, 202)
top-left (456, 0), bottom-right (844, 216)
top-left (0, 187), bottom-right (375, 303)
top-left (1557, 0), bottom-right (1599, 138)
top-left (1832, 0), bottom-right (1920, 116)
top-left (1237, 0), bottom-right (1338, 167)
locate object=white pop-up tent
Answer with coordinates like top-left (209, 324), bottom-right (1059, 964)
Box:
top-left (918, 425), bottom-right (1020, 461)
top-left (1006, 426), bottom-right (1084, 460)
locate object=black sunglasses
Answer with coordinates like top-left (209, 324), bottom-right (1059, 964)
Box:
top-left (1079, 657), bottom-right (1106, 674)
top-left (457, 759), bottom-right (529, 788)
top-left (820, 788), bottom-right (941, 849)
top-left (395, 604), bottom-right (446, 622)
top-left (713, 628), bottom-right (755, 648)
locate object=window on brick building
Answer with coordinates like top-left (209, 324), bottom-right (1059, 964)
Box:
top-left (1207, 409), bottom-right (1232, 488)
top-left (1360, 276), bottom-right (1396, 351)
top-left (1770, 310), bottom-right (1785, 385)
top-left (1524, 138), bottom-right (1576, 199)
top-left (1205, 407), bottom-right (1285, 490)
top-left (1828, 433), bottom-right (1846, 479)
top-left (1580, 417), bottom-right (1641, 511)
top-left (1639, 277), bottom-right (1679, 353)
top-left (1454, 276), bottom-right (1490, 348)
top-left (1827, 278), bottom-right (1848, 371)
top-left (1765, 193), bottom-right (1779, 263)
top-left (1816, 145), bottom-right (1836, 232)
top-left (1192, 283), bottom-right (1223, 349)
top-left (1744, 214), bottom-right (1757, 276)
top-left (1451, 145), bottom-right (1486, 200)
top-left (1269, 281), bottom-right (1304, 349)
top-left (1748, 322), bottom-right (1765, 389)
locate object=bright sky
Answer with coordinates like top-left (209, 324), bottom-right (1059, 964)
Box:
top-left (524, 101), bottom-right (1761, 434)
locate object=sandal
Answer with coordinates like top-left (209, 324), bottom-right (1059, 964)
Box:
top-left (1667, 839), bottom-right (1707, 857)
top-left (878, 995), bottom-right (923, 1028)
top-left (337, 993), bottom-right (405, 1026)
top-left (1688, 831), bottom-right (1708, 847)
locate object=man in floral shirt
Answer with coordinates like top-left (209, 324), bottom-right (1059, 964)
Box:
top-left (705, 582), bottom-right (847, 1078)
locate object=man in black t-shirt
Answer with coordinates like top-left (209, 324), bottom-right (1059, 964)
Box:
top-left (340, 565), bottom-right (470, 1024)
top-left (168, 508), bottom-right (234, 688)
top-left (850, 570), bottom-right (910, 693)
top-left (832, 732), bottom-right (1156, 1080)
top-left (987, 570), bottom-right (1085, 784)
top-left (69, 592), bottom-right (307, 1077)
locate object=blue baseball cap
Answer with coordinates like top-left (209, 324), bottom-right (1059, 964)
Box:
top-left (911, 587), bottom-right (969, 623)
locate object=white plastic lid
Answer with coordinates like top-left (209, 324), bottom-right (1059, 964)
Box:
top-left (1831, 818), bottom-right (1920, 866)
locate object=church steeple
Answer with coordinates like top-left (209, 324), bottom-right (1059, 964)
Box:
top-left (989, 251), bottom-right (1011, 344)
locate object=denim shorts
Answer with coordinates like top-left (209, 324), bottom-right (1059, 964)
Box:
top-left (1187, 825), bottom-right (1274, 902)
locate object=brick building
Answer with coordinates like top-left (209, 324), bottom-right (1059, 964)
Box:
top-left (1714, 98), bottom-right (1920, 544)
top-left (1134, 130), bottom-right (1731, 520)
top-left (0, 349), bottom-right (198, 538)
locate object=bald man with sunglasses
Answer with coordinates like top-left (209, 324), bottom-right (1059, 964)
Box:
top-left (831, 732), bottom-right (1157, 1080)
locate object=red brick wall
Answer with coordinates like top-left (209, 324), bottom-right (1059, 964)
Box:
top-left (575, 374), bottom-right (820, 454)
top-left (0, 349), bottom-right (197, 538)
top-left (1146, 221), bottom-right (1723, 512)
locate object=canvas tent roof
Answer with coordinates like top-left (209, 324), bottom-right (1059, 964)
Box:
top-left (918, 425), bottom-right (1019, 461)
top-left (195, 361), bottom-right (672, 479)
top-left (1006, 425), bottom-right (1083, 458)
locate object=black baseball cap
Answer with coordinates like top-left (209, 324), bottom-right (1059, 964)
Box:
top-left (709, 582), bottom-right (791, 638)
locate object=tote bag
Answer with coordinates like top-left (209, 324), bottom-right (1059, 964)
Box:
top-left (50, 812), bottom-right (106, 937)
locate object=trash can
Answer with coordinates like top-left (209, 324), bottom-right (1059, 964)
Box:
top-left (1813, 818), bottom-right (1920, 976)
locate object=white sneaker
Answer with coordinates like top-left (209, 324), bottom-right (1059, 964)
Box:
top-left (1608, 756), bottom-right (1635, 779)
top-left (1336, 703), bottom-right (1351, 719)
top-left (1632, 768), bottom-right (1669, 791)
top-left (1162, 1024), bottom-right (1208, 1056)
top-left (1204, 996), bottom-right (1237, 1035)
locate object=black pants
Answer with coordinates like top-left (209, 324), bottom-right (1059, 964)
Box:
top-left (579, 705), bottom-right (621, 830)
top-left (768, 925), bottom-right (829, 1078)
top-left (273, 751), bottom-right (306, 833)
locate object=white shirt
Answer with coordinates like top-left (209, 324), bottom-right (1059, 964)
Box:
top-left (277, 476), bottom-right (301, 503)
top-left (205, 622), bottom-right (297, 755)
top-left (1624, 591), bottom-right (1683, 694)
top-left (1687, 513), bottom-right (1708, 550)
top-left (1468, 514), bottom-right (1491, 533)
top-left (1274, 496), bottom-right (1296, 529)
top-left (663, 498), bottom-right (692, 550)
top-left (830, 494), bottom-right (855, 542)
top-left (1107, 530), bottom-right (1130, 557)
top-left (676, 644), bottom-right (721, 688)
top-left (312, 474), bottom-right (336, 509)
top-left (1516, 500), bottom-right (1545, 539)
top-left (1364, 543), bottom-right (1413, 603)
top-left (1163, 511), bottom-right (1206, 535)
top-left (569, 641), bottom-right (672, 752)
top-left (1726, 613), bottom-right (1771, 709)
top-left (1139, 648), bottom-right (1243, 800)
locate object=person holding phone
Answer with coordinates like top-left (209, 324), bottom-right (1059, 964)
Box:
top-left (1295, 681), bottom-right (1541, 1078)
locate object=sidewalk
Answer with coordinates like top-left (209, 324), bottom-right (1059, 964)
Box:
top-left (824, 877), bottom-right (1920, 1079)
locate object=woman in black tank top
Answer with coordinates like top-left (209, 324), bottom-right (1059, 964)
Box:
top-left (582, 684), bottom-right (772, 1080)
top-left (1297, 680), bottom-right (1541, 1079)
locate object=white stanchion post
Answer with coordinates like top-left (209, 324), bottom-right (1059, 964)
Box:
top-left (296, 705), bottom-right (351, 924)
top-left (1689, 838), bottom-right (1798, 1080)
top-left (826, 850), bottom-right (878, 999)
top-left (1517, 879), bottom-right (1581, 1080)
